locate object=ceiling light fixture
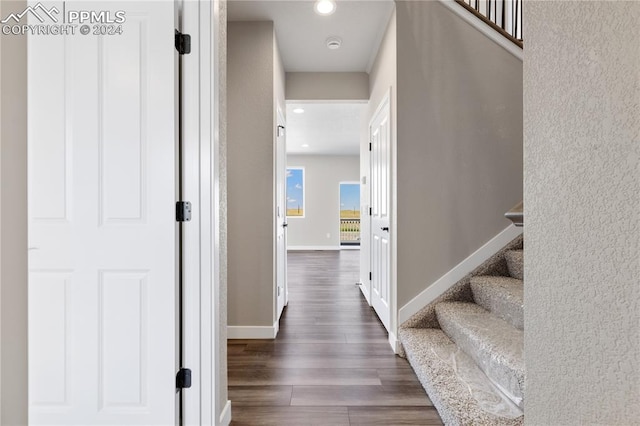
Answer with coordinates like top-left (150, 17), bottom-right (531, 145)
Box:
top-left (293, 108), bottom-right (305, 114)
top-left (314, 0), bottom-right (336, 16)
top-left (326, 36), bottom-right (342, 50)
top-left (301, 144), bottom-right (310, 148)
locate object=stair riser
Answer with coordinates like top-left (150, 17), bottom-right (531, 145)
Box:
top-left (505, 251), bottom-right (524, 280)
top-left (436, 303), bottom-right (525, 410)
top-left (471, 278), bottom-right (524, 330)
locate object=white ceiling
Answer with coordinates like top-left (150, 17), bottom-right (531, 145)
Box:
top-left (286, 102), bottom-right (365, 155)
top-left (228, 0), bottom-right (395, 72)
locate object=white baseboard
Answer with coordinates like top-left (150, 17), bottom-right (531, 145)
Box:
top-left (227, 320), bottom-right (279, 339)
top-left (398, 225), bottom-right (523, 325)
top-left (219, 400), bottom-right (232, 426)
top-left (288, 245), bottom-right (340, 251)
top-left (340, 245), bottom-right (361, 250)
top-left (439, 0), bottom-right (523, 61)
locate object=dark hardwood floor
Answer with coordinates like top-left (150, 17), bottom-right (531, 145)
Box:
top-left (228, 250), bottom-right (443, 425)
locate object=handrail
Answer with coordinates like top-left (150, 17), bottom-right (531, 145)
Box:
top-left (455, 0), bottom-right (523, 48)
top-left (505, 201), bottom-right (523, 227)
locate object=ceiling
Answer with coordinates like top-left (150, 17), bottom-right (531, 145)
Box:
top-left (286, 102), bottom-right (365, 155)
top-left (228, 0), bottom-right (395, 72)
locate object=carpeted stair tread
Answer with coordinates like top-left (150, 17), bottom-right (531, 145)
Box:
top-left (399, 328), bottom-right (523, 426)
top-left (435, 302), bottom-right (525, 409)
top-left (504, 250), bottom-right (523, 280)
top-left (471, 276), bottom-right (524, 330)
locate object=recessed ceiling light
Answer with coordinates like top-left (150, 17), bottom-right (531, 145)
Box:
top-left (293, 108), bottom-right (305, 114)
top-left (326, 36), bottom-right (342, 50)
top-left (314, 0), bottom-right (336, 16)
top-left (301, 144), bottom-right (310, 148)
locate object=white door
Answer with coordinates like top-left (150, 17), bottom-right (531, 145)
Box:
top-left (28, 2), bottom-right (177, 424)
top-left (370, 92), bottom-right (391, 332)
top-left (276, 113), bottom-right (288, 319)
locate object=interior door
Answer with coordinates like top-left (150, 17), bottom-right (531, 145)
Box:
top-left (28, 2), bottom-right (177, 424)
top-left (276, 112), bottom-right (288, 319)
top-left (370, 93), bottom-right (391, 332)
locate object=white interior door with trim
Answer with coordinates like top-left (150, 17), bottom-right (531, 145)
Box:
top-left (28, 1), bottom-right (177, 424)
top-left (370, 91), bottom-right (391, 332)
top-left (276, 110), bottom-right (288, 319)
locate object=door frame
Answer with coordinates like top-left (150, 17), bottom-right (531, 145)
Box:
top-left (180, 0), bottom-right (227, 424)
top-left (275, 106), bottom-right (288, 319)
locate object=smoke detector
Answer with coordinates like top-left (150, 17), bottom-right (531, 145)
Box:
top-left (326, 36), bottom-right (342, 50)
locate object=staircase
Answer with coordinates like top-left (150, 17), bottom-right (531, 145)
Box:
top-left (398, 234), bottom-right (525, 425)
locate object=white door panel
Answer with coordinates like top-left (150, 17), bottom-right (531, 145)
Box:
top-left (370, 92), bottom-right (391, 332)
top-left (28, 2), bottom-right (177, 424)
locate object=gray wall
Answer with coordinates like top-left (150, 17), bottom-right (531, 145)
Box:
top-left (286, 72), bottom-right (369, 101)
top-left (286, 155), bottom-right (360, 248)
top-left (227, 21), bottom-right (284, 327)
top-left (395, 1), bottom-right (523, 308)
top-left (0, 1), bottom-right (28, 423)
top-left (524, 2), bottom-right (640, 423)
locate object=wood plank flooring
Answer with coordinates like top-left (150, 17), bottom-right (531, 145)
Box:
top-left (228, 250), bottom-right (443, 425)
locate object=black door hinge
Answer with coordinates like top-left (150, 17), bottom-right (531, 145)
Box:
top-left (369, 272), bottom-right (372, 281)
top-left (175, 30), bottom-right (191, 55)
top-left (176, 368), bottom-right (192, 389)
top-left (176, 201), bottom-right (192, 222)
top-left (369, 142), bottom-right (372, 151)
top-left (369, 207), bottom-right (372, 216)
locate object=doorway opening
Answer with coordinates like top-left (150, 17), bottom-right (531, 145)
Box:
top-left (284, 101), bottom-right (364, 254)
top-left (339, 182), bottom-right (361, 248)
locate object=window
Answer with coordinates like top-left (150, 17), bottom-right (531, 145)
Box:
top-left (286, 167), bottom-right (305, 218)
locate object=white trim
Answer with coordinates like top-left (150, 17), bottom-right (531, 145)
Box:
top-left (398, 225), bottom-right (523, 325)
top-left (388, 330), bottom-right (399, 354)
top-left (219, 400), bottom-right (232, 426)
top-left (181, 1), bottom-right (221, 424)
top-left (228, 320), bottom-right (280, 339)
top-left (340, 245), bottom-right (361, 250)
top-left (438, 0), bottom-right (523, 61)
top-left (287, 245), bottom-right (341, 251)
top-left (358, 282), bottom-right (371, 305)
top-left (181, 1), bottom-right (205, 423)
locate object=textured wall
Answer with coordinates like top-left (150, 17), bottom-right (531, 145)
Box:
top-left (286, 155), bottom-right (360, 248)
top-left (0, 1), bottom-right (28, 423)
top-left (217, 0), bottom-right (228, 415)
top-left (395, 0), bottom-right (523, 309)
top-left (227, 21), bottom-right (276, 327)
top-left (286, 72), bottom-right (369, 101)
top-left (524, 2), bottom-right (640, 424)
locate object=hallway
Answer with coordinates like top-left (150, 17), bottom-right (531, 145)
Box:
top-left (228, 251), bottom-right (443, 425)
